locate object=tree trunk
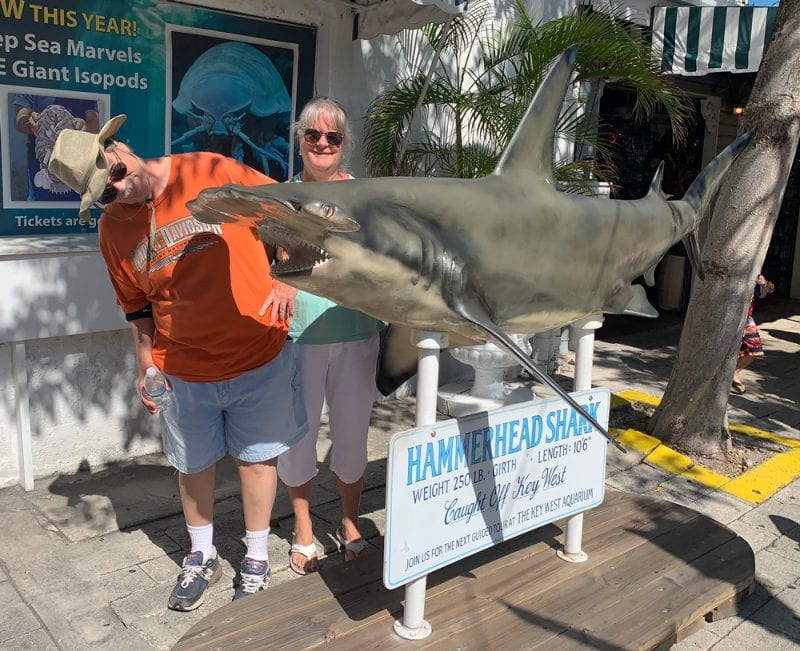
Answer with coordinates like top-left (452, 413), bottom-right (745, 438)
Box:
top-left (649, 0), bottom-right (800, 456)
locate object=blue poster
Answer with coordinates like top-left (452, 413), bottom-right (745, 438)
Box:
top-left (0, 0), bottom-right (315, 235)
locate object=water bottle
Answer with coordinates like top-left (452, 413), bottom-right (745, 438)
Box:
top-left (143, 366), bottom-right (170, 411)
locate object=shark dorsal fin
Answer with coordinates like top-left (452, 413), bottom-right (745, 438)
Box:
top-left (492, 45), bottom-right (578, 182)
top-left (648, 161), bottom-right (666, 199)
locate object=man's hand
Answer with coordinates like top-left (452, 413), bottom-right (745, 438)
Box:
top-left (259, 280), bottom-right (297, 325)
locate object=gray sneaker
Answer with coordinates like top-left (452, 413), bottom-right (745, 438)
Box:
top-left (233, 557), bottom-right (270, 600)
top-left (168, 549), bottom-right (221, 611)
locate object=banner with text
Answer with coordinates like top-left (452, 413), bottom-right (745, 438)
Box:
top-left (384, 389), bottom-right (609, 589)
top-left (0, 0), bottom-right (315, 236)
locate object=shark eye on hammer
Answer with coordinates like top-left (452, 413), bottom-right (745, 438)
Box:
top-left (303, 201), bottom-right (337, 220)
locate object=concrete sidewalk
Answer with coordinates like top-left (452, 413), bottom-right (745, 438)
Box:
top-left (1, 301), bottom-right (799, 650)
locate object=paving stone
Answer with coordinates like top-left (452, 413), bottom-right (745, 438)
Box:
top-left (768, 528), bottom-right (800, 564)
top-left (11, 564), bottom-right (141, 646)
top-left (57, 605), bottom-right (131, 646)
top-left (139, 552), bottom-right (187, 585)
top-left (728, 519), bottom-right (780, 554)
top-left (60, 529), bottom-right (180, 576)
top-left (687, 490), bottom-right (753, 526)
top-left (605, 443), bottom-right (648, 473)
top-left (654, 475), bottom-right (716, 509)
top-left (750, 584), bottom-right (800, 641)
top-left (604, 463), bottom-right (673, 494)
top-left (0, 628), bottom-right (56, 651)
top-left (671, 625), bottom-right (722, 650)
top-left (772, 481), bottom-right (800, 504)
top-left (709, 618), bottom-right (800, 650)
top-left (0, 485), bottom-right (35, 511)
top-left (740, 498), bottom-right (800, 534)
top-left (754, 548), bottom-right (800, 590)
top-left (0, 511), bottom-right (65, 565)
top-left (119, 589), bottom-right (229, 651)
top-left (0, 582), bottom-right (41, 643)
top-left (30, 455), bottom-right (242, 542)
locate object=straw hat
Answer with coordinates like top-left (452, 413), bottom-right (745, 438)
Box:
top-left (48, 115), bottom-right (127, 221)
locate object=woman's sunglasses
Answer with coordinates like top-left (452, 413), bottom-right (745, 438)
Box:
top-left (99, 156), bottom-right (127, 205)
top-left (303, 128), bottom-right (344, 147)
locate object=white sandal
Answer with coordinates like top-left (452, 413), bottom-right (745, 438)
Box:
top-left (289, 542), bottom-right (319, 575)
top-left (335, 526), bottom-right (369, 560)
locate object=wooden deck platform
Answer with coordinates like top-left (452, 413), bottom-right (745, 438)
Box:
top-left (175, 490), bottom-right (754, 650)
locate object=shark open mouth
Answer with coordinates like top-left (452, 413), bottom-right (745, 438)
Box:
top-left (260, 223), bottom-right (330, 275)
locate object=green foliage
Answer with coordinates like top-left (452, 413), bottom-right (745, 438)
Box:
top-left (363, 0), bottom-right (691, 192)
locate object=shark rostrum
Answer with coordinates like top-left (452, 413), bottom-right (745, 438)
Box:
top-left (187, 47), bottom-right (750, 451)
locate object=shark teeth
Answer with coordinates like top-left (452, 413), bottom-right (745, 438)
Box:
top-left (260, 227), bottom-right (329, 274)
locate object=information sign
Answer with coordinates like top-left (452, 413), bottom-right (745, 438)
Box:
top-left (384, 389), bottom-right (609, 589)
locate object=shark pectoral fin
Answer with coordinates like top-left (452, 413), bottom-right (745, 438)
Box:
top-left (643, 264), bottom-right (658, 287)
top-left (603, 284), bottom-right (659, 318)
top-left (682, 232), bottom-right (706, 281)
top-left (375, 324), bottom-right (419, 396)
top-left (449, 295), bottom-right (625, 452)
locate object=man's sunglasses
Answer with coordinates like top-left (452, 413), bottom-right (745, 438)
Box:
top-left (303, 128), bottom-right (344, 147)
top-left (100, 157), bottom-right (127, 205)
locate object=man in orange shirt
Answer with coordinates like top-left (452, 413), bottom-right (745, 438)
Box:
top-left (48, 115), bottom-right (307, 611)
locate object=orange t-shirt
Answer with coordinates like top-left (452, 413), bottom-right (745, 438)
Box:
top-left (99, 152), bottom-right (285, 382)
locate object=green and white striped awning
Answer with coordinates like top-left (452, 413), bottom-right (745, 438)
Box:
top-left (651, 5), bottom-right (778, 76)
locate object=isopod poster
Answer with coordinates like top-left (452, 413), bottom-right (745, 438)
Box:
top-left (0, 0), bottom-right (315, 236)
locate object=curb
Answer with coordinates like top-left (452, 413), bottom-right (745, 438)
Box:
top-left (611, 389), bottom-right (800, 503)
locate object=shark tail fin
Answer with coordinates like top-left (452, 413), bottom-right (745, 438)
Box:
top-left (677, 131), bottom-right (750, 281)
top-left (682, 132), bottom-right (752, 216)
top-left (492, 45), bottom-right (578, 182)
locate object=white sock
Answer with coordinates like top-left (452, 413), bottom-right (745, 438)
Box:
top-left (245, 528), bottom-right (269, 562)
top-left (187, 523), bottom-right (214, 560)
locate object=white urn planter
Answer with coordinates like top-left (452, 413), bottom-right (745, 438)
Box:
top-left (437, 334), bottom-right (534, 417)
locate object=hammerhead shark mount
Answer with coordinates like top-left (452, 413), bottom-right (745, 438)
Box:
top-left (188, 47), bottom-right (751, 453)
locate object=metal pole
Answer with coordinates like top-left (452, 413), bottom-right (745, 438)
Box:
top-left (557, 314), bottom-right (603, 563)
top-left (394, 330), bottom-right (448, 640)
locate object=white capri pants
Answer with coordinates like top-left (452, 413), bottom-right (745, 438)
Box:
top-left (278, 334), bottom-right (380, 486)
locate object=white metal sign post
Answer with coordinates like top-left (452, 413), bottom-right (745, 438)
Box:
top-left (385, 386), bottom-right (609, 606)
top-left (558, 314), bottom-right (604, 563)
top-left (393, 330), bottom-right (448, 640)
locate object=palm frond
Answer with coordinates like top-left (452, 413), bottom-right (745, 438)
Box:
top-left (362, 0), bottom-right (692, 183)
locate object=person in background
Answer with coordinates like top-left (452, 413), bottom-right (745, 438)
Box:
top-left (13, 94), bottom-right (100, 201)
top-left (48, 115), bottom-right (306, 610)
top-left (732, 273), bottom-right (774, 395)
top-left (273, 97), bottom-right (385, 575)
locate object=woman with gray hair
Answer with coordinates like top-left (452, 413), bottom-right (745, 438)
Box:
top-left (277, 97), bottom-right (385, 575)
